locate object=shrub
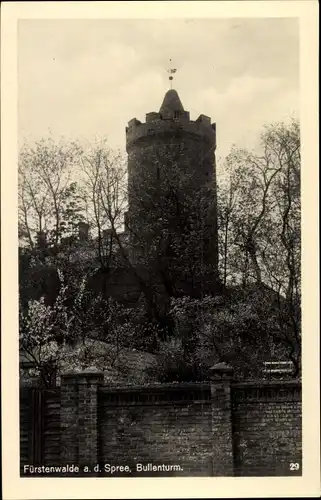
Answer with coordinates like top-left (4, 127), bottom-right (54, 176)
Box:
top-left (145, 338), bottom-right (210, 383)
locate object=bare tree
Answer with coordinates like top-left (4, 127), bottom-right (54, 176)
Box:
top-left (19, 137), bottom-right (83, 250)
top-left (218, 119), bottom-right (301, 374)
top-left (77, 140), bottom-right (127, 271)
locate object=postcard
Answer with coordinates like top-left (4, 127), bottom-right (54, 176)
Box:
top-left (1, 1), bottom-right (319, 498)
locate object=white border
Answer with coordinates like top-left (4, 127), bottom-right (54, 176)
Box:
top-left (1, 2), bottom-right (319, 498)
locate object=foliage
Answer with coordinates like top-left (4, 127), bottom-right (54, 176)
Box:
top-left (18, 120), bottom-right (301, 385)
top-left (145, 337), bottom-right (209, 383)
top-left (148, 289), bottom-right (298, 383)
top-left (19, 269), bottom-right (152, 387)
top-left (217, 119), bottom-right (301, 374)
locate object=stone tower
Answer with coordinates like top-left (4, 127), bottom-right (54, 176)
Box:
top-left (125, 89), bottom-right (220, 296)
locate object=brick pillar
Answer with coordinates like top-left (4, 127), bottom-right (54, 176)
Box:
top-left (209, 362), bottom-right (234, 476)
top-left (60, 371), bottom-right (104, 471)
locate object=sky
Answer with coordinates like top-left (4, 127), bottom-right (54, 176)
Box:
top-left (18, 18), bottom-right (299, 160)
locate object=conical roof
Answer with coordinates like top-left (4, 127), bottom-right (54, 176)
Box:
top-left (159, 89), bottom-right (184, 116)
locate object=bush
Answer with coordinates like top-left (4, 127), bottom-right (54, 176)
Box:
top-left (145, 338), bottom-right (210, 383)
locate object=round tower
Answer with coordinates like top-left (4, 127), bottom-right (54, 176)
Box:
top-left (125, 89), bottom-right (220, 295)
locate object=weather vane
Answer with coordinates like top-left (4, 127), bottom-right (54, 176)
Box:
top-left (167, 58), bottom-right (177, 89)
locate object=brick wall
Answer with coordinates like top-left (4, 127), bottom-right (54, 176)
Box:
top-left (232, 381), bottom-right (302, 476)
top-left (20, 366), bottom-right (302, 477)
top-left (98, 384), bottom-right (213, 476)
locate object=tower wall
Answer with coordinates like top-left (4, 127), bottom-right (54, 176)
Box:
top-left (125, 93), bottom-right (220, 295)
top-left (126, 115), bottom-right (217, 206)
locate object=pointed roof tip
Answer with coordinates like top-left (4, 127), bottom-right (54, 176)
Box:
top-left (159, 89), bottom-right (185, 115)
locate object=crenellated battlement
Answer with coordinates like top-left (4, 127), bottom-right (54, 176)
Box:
top-left (126, 113), bottom-right (216, 150)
